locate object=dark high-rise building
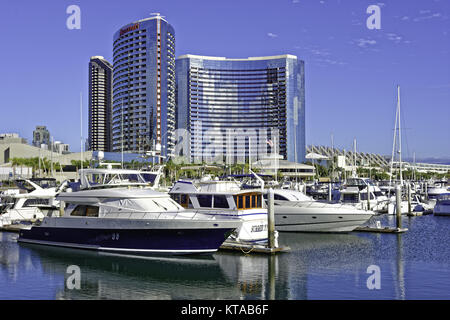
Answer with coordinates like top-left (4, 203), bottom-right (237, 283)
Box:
top-left (175, 54), bottom-right (306, 164)
top-left (88, 56), bottom-right (113, 151)
top-left (32, 126), bottom-right (50, 148)
top-left (112, 14), bottom-right (176, 158)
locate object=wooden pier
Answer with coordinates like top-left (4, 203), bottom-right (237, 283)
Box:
top-left (219, 240), bottom-right (290, 254)
top-left (0, 224), bottom-right (29, 233)
top-left (354, 226), bottom-right (408, 233)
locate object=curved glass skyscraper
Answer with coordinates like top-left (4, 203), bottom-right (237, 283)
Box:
top-left (112, 15), bottom-right (175, 157)
top-left (175, 55), bottom-right (305, 164)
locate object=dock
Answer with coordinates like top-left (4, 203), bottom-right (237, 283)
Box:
top-left (354, 226), bottom-right (408, 233)
top-left (0, 224), bottom-right (29, 233)
top-left (219, 240), bottom-right (290, 254)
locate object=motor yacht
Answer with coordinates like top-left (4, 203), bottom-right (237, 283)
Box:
top-left (264, 188), bottom-right (374, 233)
top-left (433, 193), bottom-right (450, 216)
top-left (169, 178), bottom-right (268, 244)
top-left (333, 178), bottom-right (389, 213)
top-left (0, 178), bottom-right (66, 227)
top-left (426, 184), bottom-right (449, 208)
top-left (387, 192), bottom-right (433, 215)
top-left (17, 168), bottom-right (241, 255)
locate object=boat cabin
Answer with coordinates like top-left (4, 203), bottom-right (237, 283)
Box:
top-left (169, 180), bottom-right (264, 210)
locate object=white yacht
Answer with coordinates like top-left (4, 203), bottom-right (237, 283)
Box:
top-left (426, 184), bottom-right (449, 208)
top-left (169, 178), bottom-right (268, 244)
top-left (386, 191), bottom-right (434, 215)
top-left (333, 178), bottom-right (389, 213)
top-left (18, 168), bottom-right (241, 255)
top-left (0, 178), bottom-right (66, 227)
top-left (433, 193), bottom-right (450, 216)
top-left (264, 188), bottom-right (374, 233)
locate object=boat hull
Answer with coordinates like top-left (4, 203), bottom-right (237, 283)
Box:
top-left (275, 213), bottom-right (373, 232)
top-left (274, 201), bottom-right (374, 232)
top-left (434, 203), bottom-right (450, 216)
top-left (17, 218), bottom-right (239, 255)
top-left (199, 210), bottom-right (268, 244)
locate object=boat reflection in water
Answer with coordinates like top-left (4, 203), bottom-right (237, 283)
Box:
top-left (15, 241), bottom-right (291, 300)
top-left (4, 213), bottom-right (449, 300)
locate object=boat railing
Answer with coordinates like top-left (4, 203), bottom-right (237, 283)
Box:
top-left (279, 199), bottom-right (379, 212)
top-left (100, 208), bottom-right (241, 221)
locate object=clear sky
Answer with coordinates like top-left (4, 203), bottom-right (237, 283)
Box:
top-left (0, 0), bottom-right (448, 160)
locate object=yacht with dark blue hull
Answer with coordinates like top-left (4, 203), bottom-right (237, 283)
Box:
top-left (18, 169), bottom-right (241, 255)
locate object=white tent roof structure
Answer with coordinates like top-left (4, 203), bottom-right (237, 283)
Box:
top-left (306, 152), bottom-right (330, 160)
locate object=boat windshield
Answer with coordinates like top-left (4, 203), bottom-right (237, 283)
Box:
top-left (98, 197), bottom-right (183, 214)
top-left (438, 194), bottom-right (450, 201)
top-left (346, 178), bottom-right (375, 187)
top-left (82, 172), bottom-right (148, 189)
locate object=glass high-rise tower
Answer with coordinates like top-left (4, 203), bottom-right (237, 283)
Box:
top-left (112, 15), bottom-right (176, 157)
top-left (175, 54), bottom-right (305, 164)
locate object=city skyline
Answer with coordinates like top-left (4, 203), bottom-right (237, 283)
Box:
top-left (0, 0), bottom-right (448, 160)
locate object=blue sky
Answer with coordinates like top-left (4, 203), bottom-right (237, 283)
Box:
top-left (0, 0), bottom-right (448, 159)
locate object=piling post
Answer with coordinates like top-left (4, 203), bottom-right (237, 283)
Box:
top-left (59, 200), bottom-right (65, 217)
top-left (268, 188), bottom-right (276, 249)
top-left (367, 186), bottom-right (371, 211)
top-left (395, 185), bottom-right (402, 229)
top-left (407, 183), bottom-right (412, 214)
top-left (425, 182), bottom-right (428, 201)
top-left (328, 183), bottom-right (332, 202)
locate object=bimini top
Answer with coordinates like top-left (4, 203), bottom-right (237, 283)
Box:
top-left (79, 168), bottom-right (152, 190)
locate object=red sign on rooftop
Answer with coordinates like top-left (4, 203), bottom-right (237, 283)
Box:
top-left (120, 23), bottom-right (139, 36)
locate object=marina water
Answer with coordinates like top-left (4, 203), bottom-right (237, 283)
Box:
top-left (1, 214), bottom-right (449, 300)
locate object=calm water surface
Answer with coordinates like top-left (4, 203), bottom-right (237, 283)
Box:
top-left (1, 214), bottom-right (449, 300)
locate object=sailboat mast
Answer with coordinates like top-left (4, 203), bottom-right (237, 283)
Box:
top-left (397, 85), bottom-right (402, 185)
top-left (390, 88), bottom-right (399, 187)
top-left (80, 92), bottom-right (83, 172)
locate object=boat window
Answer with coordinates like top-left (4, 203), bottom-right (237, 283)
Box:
top-left (233, 193), bottom-right (262, 209)
top-left (141, 173), bottom-right (156, 184)
top-left (71, 205), bottom-right (86, 216)
top-left (238, 195), bottom-right (244, 209)
top-left (343, 194), bottom-right (359, 203)
top-left (23, 198), bottom-right (49, 207)
top-left (170, 194), bottom-right (180, 203)
top-left (213, 195), bottom-right (229, 209)
top-left (180, 194), bottom-right (190, 208)
top-left (71, 205), bottom-right (99, 217)
top-left (198, 194), bottom-right (213, 208)
top-left (86, 206), bottom-right (99, 217)
top-left (360, 193), bottom-right (375, 200)
top-left (274, 194), bottom-right (289, 201)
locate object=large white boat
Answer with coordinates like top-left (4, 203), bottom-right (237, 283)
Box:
top-left (333, 178), bottom-right (389, 213)
top-left (386, 191), bottom-right (434, 215)
top-left (169, 178), bottom-right (268, 244)
top-left (265, 188), bottom-right (374, 233)
top-left (0, 178), bottom-right (65, 227)
top-left (433, 193), bottom-right (450, 216)
top-left (17, 169), bottom-right (241, 255)
top-left (426, 184), bottom-right (450, 208)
